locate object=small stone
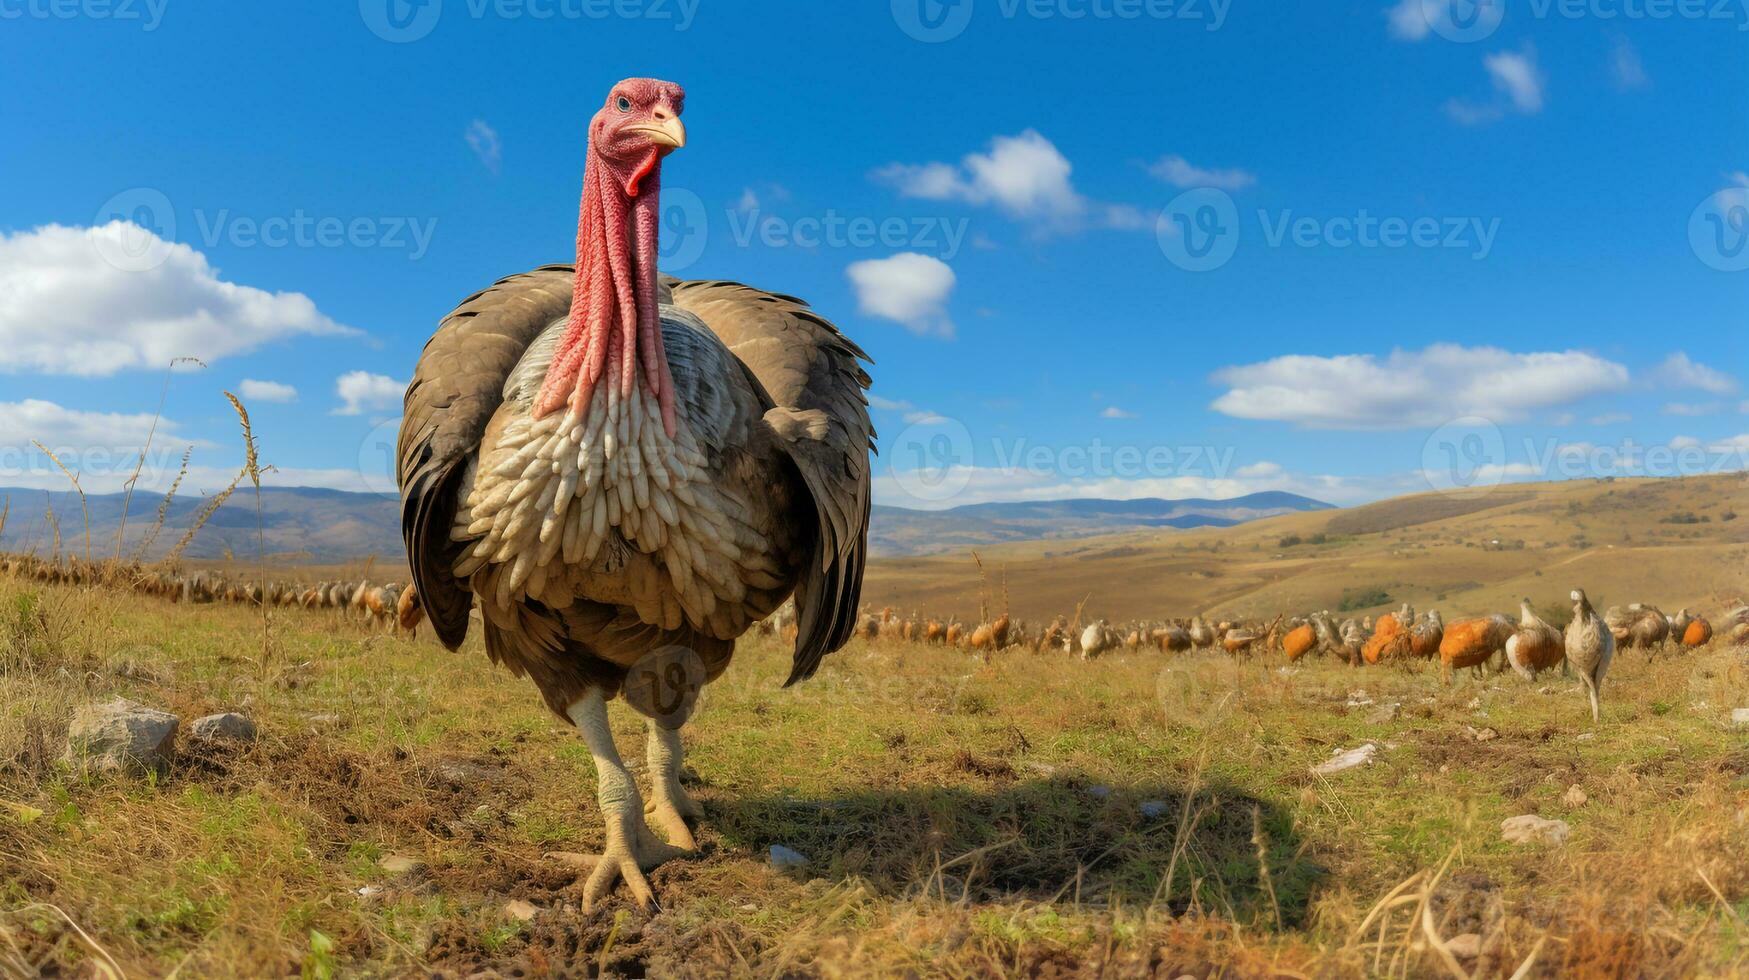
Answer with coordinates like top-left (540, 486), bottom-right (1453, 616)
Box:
top-left (739, 903), bottom-right (757, 911)
top-left (63, 698), bottom-right (178, 776)
top-left (1563, 785), bottom-right (1588, 808)
top-left (1447, 933), bottom-right (1483, 959)
top-left (1139, 800), bottom-right (1170, 819)
top-left (307, 713), bottom-right (341, 726)
top-left (1466, 726), bottom-right (1498, 743)
top-left (768, 845), bottom-right (808, 870)
top-left (1312, 744), bottom-right (1377, 775)
top-left (1366, 703), bottom-right (1401, 724)
top-left (356, 885), bottom-right (382, 899)
top-left (503, 899), bottom-right (538, 921)
top-left (1086, 784), bottom-right (1112, 799)
top-left (1501, 814), bottom-right (1570, 846)
top-left (378, 855), bottom-right (424, 875)
top-left (1732, 708), bottom-right (1749, 727)
top-left (1576, 732), bottom-right (1596, 742)
top-left (190, 712), bottom-right (256, 743)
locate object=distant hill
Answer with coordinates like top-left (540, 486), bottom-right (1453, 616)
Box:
top-left (0, 486), bottom-right (1333, 565)
top-left (0, 486), bottom-right (402, 564)
top-left (870, 492), bottom-right (1335, 557)
top-left (862, 473), bottom-right (1749, 625)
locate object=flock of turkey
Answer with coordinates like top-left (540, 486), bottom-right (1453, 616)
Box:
top-left (823, 591), bottom-right (1749, 723)
top-left (4, 550), bottom-right (1744, 725)
top-left (0, 554), bottom-right (425, 634)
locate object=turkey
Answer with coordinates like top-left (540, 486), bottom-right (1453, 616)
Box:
top-left (1504, 598), bottom-right (1563, 680)
top-left (396, 79), bottom-right (873, 911)
top-left (1564, 589), bottom-right (1615, 723)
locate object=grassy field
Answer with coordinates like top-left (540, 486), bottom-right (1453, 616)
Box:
top-left (3, 570), bottom-right (1749, 977)
top-left (865, 474), bottom-right (1749, 626)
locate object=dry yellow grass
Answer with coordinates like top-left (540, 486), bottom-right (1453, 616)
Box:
top-left (2, 562), bottom-right (1749, 976)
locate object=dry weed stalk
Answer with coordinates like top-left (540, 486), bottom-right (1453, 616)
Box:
top-left (131, 446), bottom-right (191, 563)
top-left (164, 474), bottom-right (243, 564)
top-left (42, 493), bottom-right (61, 562)
top-left (114, 356), bottom-right (204, 559)
top-left (31, 442), bottom-right (89, 563)
top-left (225, 390), bottom-right (275, 673)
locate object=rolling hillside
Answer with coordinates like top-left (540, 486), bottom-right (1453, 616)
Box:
top-left (0, 486), bottom-right (1331, 564)
top-left (869, 491), bottom-right (1332, 556)
top-left (863, 473), bottom-right (1749, 625)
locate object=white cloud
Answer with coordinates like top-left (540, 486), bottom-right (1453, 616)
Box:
top-left (1663, 402), bottom-right (1723, 417)
top-left (1486, 47), bottom-right (1545, 113)
top-left (0, 223), bottom-right (355, 377)
top-left (466, 119), bottom-right (502, 174)
top-left (1589, 412), bottom-right (1631, 426)
top-left (867, 394), bottom-right (915, 412)
top-left (333, 371), bottom-right (406, 416)
top-left (873, 130), bottom-right (1136, 233)
top-left (1147, 155), bottom-right (1257, 191)
top-left (0, 398), bottom-right (192, 456)
top-left (1611, 36), bottom-right (1649, 90)
top-left (1100, 406), bottom-right (1137, 419)
top-left (1386, 0), bottom-right (1433, 40)
top-left (1234, 461), bottom-right (1283, 478)
top-left (1446, 46), bottom-right (1545, 125)
top-left (1652, 352), bottom-right (1738, 395)
top-left (902, 410), bottom-right (948, 425)
top-left (237, 379), bottom-right (298, 403)
top-left (845, 253), bottom-right (956, 338)
top-left (875, 460), bottom-right (1424, 510)
top-left (1210, 344), bottom-right (1629, 429)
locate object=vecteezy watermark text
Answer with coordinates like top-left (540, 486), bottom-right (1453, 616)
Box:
top-left (359, 0), bottom-right (698, 42)
top-left (726, 208), bottom-right (971, 259)
top-left (1158, 188), bottom-right (1501, 272)
top-left (891, 0), bottom-right (1228, 42)
top-left (0, 0), bottom-right (167, 30)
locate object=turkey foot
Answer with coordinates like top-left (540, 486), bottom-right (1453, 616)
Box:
top-left (644, 721), bottom-right (702, 851)
top-left (562, 688), bottom-right (692, 912)
top-left (548, 802), bottom-right (691, 912)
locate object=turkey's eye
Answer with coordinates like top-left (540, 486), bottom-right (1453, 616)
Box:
top-left (616, 96), bottom-right (632, 112)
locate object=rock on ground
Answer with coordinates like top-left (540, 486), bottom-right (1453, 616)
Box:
top-left (63, 698), bottom-right (178, 776)
top-left (1313, 743), bottom-right (1377, 775)
top-left (769, 845), bottom-right (808, 870)
top-left (190, 712), bottom-right (256, 743)
top-left (1501, 814), bottom-right (1570, 846)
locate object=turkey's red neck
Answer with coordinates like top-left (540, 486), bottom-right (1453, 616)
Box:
top-left (534, 145), bottom-right (677, 437)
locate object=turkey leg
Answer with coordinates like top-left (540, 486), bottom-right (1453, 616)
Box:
top-left (551, 689), bottom-right (689, 912)
top-left (644, 720), bottom-right (703, 850)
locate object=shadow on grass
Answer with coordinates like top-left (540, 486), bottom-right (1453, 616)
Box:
top-left (708, 775), bottom-right (1326, 929)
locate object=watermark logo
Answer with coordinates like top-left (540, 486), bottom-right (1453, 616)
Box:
top-left (359, 0), bottom-right (443, 41)
top-left (660, 187), bottom-right (709, 272)
top-left (91, 188), bottom-right (176, 273)
top-left (1159, 190), bottom-right (1502, 272)
top-left (355, 418), bottom-right (403, 498)
top-left (889, 415), bottom-right (974, 502)
top-left (892, 0), bottom-right (975, 41)
top-left (1158, 188), bottom-right (1240, 272)
top-left (1689, 187), bottom-right (1749, 272)
top-left (1421, 415), bottom-right (1507, 494)
top-left (1420, 0), bottom-right (1504, 42)
top-left (623, 645), bottom-right (705, 728)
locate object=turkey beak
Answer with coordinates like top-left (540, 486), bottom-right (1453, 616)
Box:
top-left (635, 110), bottom-right (686, 150)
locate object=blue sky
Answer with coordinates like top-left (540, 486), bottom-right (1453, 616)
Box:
top-left (1, 0), bottom-right (1744, 509)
